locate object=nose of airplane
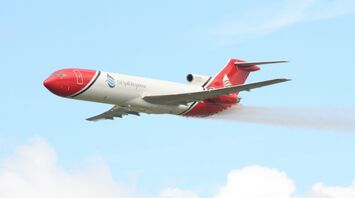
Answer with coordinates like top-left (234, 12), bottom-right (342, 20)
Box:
top-left (43, 77), bottom-right (61, 95)
top-left (43, 69), bottom-right (97, 97)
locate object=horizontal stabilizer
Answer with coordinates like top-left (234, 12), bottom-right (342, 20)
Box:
top-left (235, 61), bottom-right (288, 67)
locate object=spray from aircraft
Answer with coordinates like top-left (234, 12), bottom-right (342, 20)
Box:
top-left (212, 105), bottom-right (355, 132)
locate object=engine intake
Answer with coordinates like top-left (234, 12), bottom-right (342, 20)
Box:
top-left (186, 74), bottom-right (211, 86)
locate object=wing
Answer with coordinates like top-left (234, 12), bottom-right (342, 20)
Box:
top-left (143, 78), bottom-right (290, 105)
top-left (86, 105), bottom-right (140, 121)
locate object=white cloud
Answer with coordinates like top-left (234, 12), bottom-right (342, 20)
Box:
top-left (205, 0), bottom-right (355, 44)
top-left (299, 181), bottom-right (355, 198)
top-left (0, 137), bottom-right (133, 198)
top-left (213, 165), bottom-right (295, 198)
top-left (1, 137), bottom-right (355, 198)
top-left (214, 166), bottom-right (355, 198)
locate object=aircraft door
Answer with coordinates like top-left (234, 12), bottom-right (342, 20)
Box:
top-left (73, 69), bottom-right (84, 85)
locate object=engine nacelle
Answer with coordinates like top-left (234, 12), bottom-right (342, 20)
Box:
top-left (186, 74), bottom-right (211, 86)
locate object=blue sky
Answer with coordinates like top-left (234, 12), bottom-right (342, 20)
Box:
top-left (1, 0), bottom-right (355, 197)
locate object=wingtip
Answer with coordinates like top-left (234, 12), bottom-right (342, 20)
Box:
top-left (275, 78), bottom-right (291, 83)
top-left (273, 60), bottom-right (289, 64)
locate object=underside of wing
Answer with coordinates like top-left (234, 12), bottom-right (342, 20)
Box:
top-left (86, 105), bottom-right (140, 121)
top-left (142, 78), bottom-right (290, 105)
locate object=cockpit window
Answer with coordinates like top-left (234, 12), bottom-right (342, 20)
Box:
top-left (50, 73), bottom-right (67, 77)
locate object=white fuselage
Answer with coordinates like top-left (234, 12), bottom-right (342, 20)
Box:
top-left (74, 71), bottom-right (203, 115)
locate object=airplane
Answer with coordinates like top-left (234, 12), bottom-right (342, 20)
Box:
top-left (43, 58), bottom-right (289, 121)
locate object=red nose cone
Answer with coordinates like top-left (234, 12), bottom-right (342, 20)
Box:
top-left (43, 77), bottom-right (64, 96)
top-left (44, 69), bottom-right (97, 97)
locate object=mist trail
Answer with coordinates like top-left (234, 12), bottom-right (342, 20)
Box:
top-left (211, 105), bottom-right (355, 132)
